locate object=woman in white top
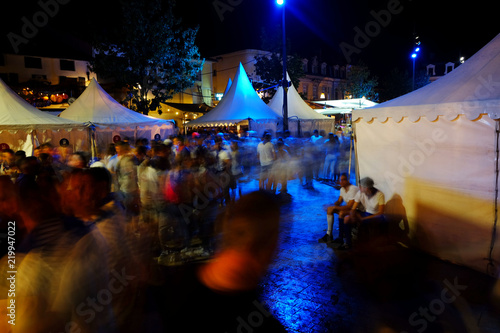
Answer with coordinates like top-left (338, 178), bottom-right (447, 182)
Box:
top-left (340, 177), bottom-right (385, 250)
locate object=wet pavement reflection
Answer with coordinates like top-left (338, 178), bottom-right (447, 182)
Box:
top-left (246, 177), bottom-right (500, 333)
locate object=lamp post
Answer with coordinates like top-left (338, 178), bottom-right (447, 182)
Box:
top-left (277, 0), bottom-right (288, 131)
top-left (411, 47), bottom-right (420, 91)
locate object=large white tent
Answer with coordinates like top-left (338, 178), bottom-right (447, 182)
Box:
top-left (352, 33), bottom-right (500, 276)
top-left (268, 77), bottom-right (335, 136)
top-left (0, 79), bottom-right (89, 154)
top-left (186, 63), bottom-right (280, 136)
top-left (58, 78), bottom-right (175, 154)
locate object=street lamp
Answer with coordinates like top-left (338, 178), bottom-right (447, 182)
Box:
top-left (277, 0), bottom-right (288, 131)
top-left (411, 47), bottom-right (420, 91)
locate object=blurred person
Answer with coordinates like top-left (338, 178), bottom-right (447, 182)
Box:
top-left (310, 129), bottom-right (325, 180)
top-left (212, 136), bottom-right (231, 205)
top-left (134, 145), bottom-right (149, 165)
top-left (257, 132), bottom-right (275, 191)
top-left (104, 143), bottom-right (118, 173)
top-left (322, 133), bottom-right (340, 182)
top-left (318, 173), bottom-right (358, 244)
top-left (1, 148), bottom-right (17, 181)
top-left (0, 176), bottom-right (28, 257)
top-left (48, 169), bottom-right (117, 333)
top-left (272, 138), bottom-right (290, 194)
top-left (301, 140), bottom-right (315, 189)
top-left (157, 155), bottom-right (194, 266)
top-left (114, 141), bottom-right (140, 222)
top-left (198, 190), bottom-right (281, 291)
top-left (168, 191), bottom-right (287, 332)
top-left (67, 151), bottom-right (88, 169)
top-left (341, 177), bottom-right (386, 250)
top-left (229, 140), bottom-right (243, 202)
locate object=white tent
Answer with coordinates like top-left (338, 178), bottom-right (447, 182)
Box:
top-left (187, 63), bottom-right (280, 136)
top-left (352, 33), bottom-right (500, 276)
top-left (0, 79), bottom-right (89, 154)
top-left (268, 76), bottom-right (335, 136)
top-left (58, 78), bottom-right (175, 153)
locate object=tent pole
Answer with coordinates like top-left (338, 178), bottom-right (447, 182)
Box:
top-left (352, 122), bottom-right (360, 185)
top-left (487, 120), bottom-right (500, 276)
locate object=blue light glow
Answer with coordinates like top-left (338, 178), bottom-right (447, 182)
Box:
top-left (277, 0), bottom-right (284, 5)
top-left (411, 53), bottom-right (417, 59)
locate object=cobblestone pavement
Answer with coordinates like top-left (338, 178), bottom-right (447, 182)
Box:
top-left (238, 177), bottom-right (500, 333)
top-left (147, 175), bottom-right (500, 333)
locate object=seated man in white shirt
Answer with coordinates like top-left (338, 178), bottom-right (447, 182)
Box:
top-left (340, 177), bottom-right (385, 250)
top-left (318, 173), bottom-right (358, 244)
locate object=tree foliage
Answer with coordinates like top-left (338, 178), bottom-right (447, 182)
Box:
top-left (341, 63), bottom-right (379, 102)
top-left (379, 67), bottom-right (430, 102)
top-left (254, 26), bottom-right (304, 102)
top-left (89, 0), bottom-right (204, 114)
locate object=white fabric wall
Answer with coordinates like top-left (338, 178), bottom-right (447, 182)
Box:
top-left (0, 128), bottom-right (90, 155)
top-left (355, 115), bottom-right (499, 275)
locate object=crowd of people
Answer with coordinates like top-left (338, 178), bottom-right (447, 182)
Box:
top-left (0, 127), bottom-right (356, 332)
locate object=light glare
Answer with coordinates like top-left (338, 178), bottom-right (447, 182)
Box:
top-left (277, 0), bottom-right (284, 5)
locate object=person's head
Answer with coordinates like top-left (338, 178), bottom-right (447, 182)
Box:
top-left (106, 143), bottom-right (116, 156)
top-left (14, 150), bottom-right (26, 163)
top-left (230, 140), bottom-right (239, 151)
top-left (115, 141), bottom-right (130, 156)
top-left (263, 132), bottom-right (272, 142)
top-left (67, 152), bottom-right (87, 169)
top-left (40, 142), bottom-right (54, 155)
top-left (135, 145), bottom-right (148, 161)
top-left (359, 177), bottom-right (375, 194)
top-left (18, 156), bottom-right (39, 175)
top-left (2, 149), bottom-right (15, 165)
top-left (339, 173), bottom-right (350, 188)
top-left (313, 129), bottom-right (319, 137)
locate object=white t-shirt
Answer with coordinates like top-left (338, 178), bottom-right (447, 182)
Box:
top-left (340, 184), bottom-right (359, 203)
top-left (354, 190), bottom-right (385, 215)
top-left (257, 141), bottom-right (275, 166)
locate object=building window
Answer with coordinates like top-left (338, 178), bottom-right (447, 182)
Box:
top-left (321, 63), bottom-right (327, 76)
top-left (302, 59), bottom-right (308, 73)
top-left (32, 74), bottom-right (47, 80)
top-left (24, 56), bottom-right (42, 69)
top-left (312, 85), bottom-right (318, 100)
top-left (445, 62), bottom-right (455, 75)
top-left (426, 64), bottom-right (436, 76)
top-left (60, 59), bottom-right (75, 71)
top-left (334, 66), bottom-right (339, 78)
top-left (302, 83), bottom-right (308, 96)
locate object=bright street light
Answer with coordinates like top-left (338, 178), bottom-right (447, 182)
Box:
top-left (277, 0), bottom-right (284, 5)
top-left (411, 47), bottom-right (420, 91)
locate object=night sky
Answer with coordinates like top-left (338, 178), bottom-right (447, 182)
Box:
top-left (1, 0), bottom-right (498, 77)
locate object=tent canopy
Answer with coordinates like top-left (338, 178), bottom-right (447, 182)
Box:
top-left (187, 63), bottom-right (280, 127)
top-left (0, 79), bottom-right (86, 132)
top-left (268, 77), bottom-right (329, 120)
top-left (351, 33), bottom-right (500, 276)
top-left (353, 33), bottom-right (500, 123)
top-left (58, 78), bottom-right (174, 129)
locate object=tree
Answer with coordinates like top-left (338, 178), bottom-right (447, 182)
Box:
top-left (89, 0), bottom-right (204, 115)
top-left (340, 63), bottom-right (379, 102)
top-left (254, 26), bottom-right (304, 102)
top-left (379, 68), bottom-right (430, 102)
